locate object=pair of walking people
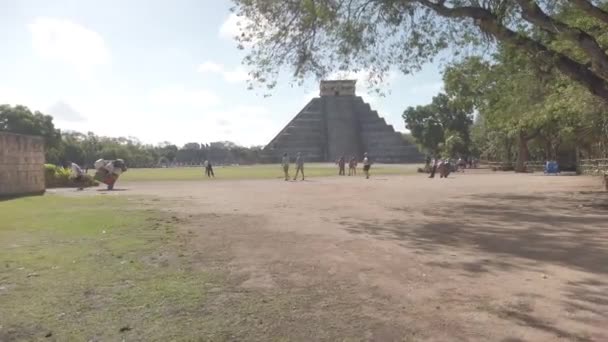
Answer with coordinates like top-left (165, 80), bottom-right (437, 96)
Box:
top-left (337, 155), bottom-right (366, 177)
top-left (281, 152), bottom-right (305, 181)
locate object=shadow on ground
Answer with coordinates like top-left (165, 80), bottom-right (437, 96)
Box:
top-left (340, 190), bottom-right (608, 341)
top-left (342, 191), bottom-right (608, 274)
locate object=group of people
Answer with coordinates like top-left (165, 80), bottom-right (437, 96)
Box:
top-left (281, 152), bottom-right (372, 181)
top-left (68, 158), bottom-right (128, 190)
top-left (336, 155), bottom-right (361, 176)
top-left (427, 158), bottom-right (452, 179)
top-left (425, 156), bottom-right (479, 179)
top-left (281, 152), bottom-right (306, 181)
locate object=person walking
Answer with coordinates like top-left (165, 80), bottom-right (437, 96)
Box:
top-left (293, 152), bottom-right (305, 181)
top-left (362, 152), bottom-right (371, 179)
top-left (206, 160), bottom-right (215, 178)
top-left (68, 161), bottom-right (85, 190)
top-left (348, 156), bottom-right (357, 176)
top-left (281, 153), bottom-right (290, 181)
top-left (338, 155), bottom-right (346, 176)
top-left (429, 157), bottom-right (438, 178)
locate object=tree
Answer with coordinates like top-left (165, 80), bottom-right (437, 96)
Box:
top-left (232, 0), bottom-right (608, 102)
top-left (182, 142), bottom-right (202, 150)
top-left (443, 36), bottom-right (608, 170)
top-left (403, 93), bottom-right (473, 157)
top-left (0, 104), bottom-right (61, 148)
top-left (442, 46), bottom-right (557, 171)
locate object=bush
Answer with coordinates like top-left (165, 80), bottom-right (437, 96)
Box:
top-left (44, 164), bottom-right (99, 188)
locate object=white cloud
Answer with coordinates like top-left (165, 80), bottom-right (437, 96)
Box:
top-left (219, 13), bottom-right (242, 40)
top-left (197, 61), bottom-right (224, 73)
top-left (28, 18), bottom-right (109, 76)
top-left (197, 105), bottom-right (279, 146)
top-left (219, 13), bottom-right (262, 47)
top-left (148, 86), bottom-right (221, 108)
top-left (47, 101), bottom-right (86, 122)
top-left (223, 66), bottom-right (249, 83)
top-left (407, 81), bottom-right (443, 96)
top-left (0, 87), bottom-right (44, 110)
top-left (196, 62), bottom-right (250, 83)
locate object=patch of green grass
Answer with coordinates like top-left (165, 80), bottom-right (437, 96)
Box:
top-left (0, 195), bottom-right (218, 341)
top-left (117, 163), bottom-right (421, 182)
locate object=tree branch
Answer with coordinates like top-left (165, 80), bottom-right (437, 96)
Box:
top-left (571, 0), bottom-right (608, 25)
top-left (416, 0), bottom-right (608, 101)
top-left (515, 0), bottom-right (608, 80)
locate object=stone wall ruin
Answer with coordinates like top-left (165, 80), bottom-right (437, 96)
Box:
top-left (0, 132), bottom-right (45, 197)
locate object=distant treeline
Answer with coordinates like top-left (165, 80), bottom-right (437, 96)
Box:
top-left (1, 104), bottom-right (263, 168)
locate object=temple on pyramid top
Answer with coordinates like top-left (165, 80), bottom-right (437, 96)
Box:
top-left (262, 80), bottom-right (423, 163)
top-left (320, 80), bottom-right (357, 96)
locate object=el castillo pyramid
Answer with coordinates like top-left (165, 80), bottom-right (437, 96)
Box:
top-left (262, 80), bottom-right (423, 163)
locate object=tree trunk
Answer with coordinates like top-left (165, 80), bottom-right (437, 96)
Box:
top-left (504, 137), bottom-right (513, 165)
top-left (553, 141), bottom-right (561, 161)
top-left (541, 134), bottom-right (551, 161)
top-left (575, 145), bottom-right (582, 175)
top-left (515, 131), bottom-right (530, 173)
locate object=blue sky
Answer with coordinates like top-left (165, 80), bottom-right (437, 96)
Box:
top-left (0, 0), bottom-right (444, 147)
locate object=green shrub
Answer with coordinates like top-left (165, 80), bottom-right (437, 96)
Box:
top-left (44, 164), bottom-right (99, 188)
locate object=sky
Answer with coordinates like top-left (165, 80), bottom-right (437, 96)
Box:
top-left (0, 0), bottom-right (445, 147)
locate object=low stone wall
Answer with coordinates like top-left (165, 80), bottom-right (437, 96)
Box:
top-left (579, 159), bottom-right (608, 175)
top-left (0, 132), bottom-right (45, 197)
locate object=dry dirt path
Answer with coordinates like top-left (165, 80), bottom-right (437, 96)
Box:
top-left (68, 172), bottom-right (608, 341)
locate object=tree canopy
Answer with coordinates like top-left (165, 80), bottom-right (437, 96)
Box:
top-left (403, 93), bottom-right (472, 157)
top-left (232, 0), bottom-right (608, 102)
top-left (409, 39), bottom-right (608, 171)
top-left (0, 104), bottom-right (61, 148)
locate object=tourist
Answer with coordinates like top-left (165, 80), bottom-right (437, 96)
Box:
top-left (362, 152), bottom-right (371, 179)
top-left (429, 157), bottom-right (438, 178)
top-left (206, 160), bottom-right (215, 178)
top-left (349, 156), bottom-right (357, 176)
top-left (68, 161), bottom-right (85, 190)
top-left (338, 155), bottom-right (346, 176)
top-left (294, 152), bottom-right (305, 181)
top-left (281, 153), bottom-right (290, 181)
top-left (439, 159), bottom-right (451, 178)
top-left (457, 157), bottom-right (466, 172)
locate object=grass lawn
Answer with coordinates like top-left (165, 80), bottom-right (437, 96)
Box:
top-left (0, 195), bottom-right (223, 341)
top-left (116, 163), bottom-right (421, 182)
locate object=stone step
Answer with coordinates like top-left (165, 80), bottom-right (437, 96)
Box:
top-left (361, 137), bottom-right (407, 145)
top-left (273, 146), bottom-right (323, 152)
top-left (279, 132), bottom-right (324, 140)
top-left (288, 121), bottom-right (323, 128)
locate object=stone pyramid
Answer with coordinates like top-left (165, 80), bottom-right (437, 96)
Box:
top-left (263, 80), bottom-right (423, 163)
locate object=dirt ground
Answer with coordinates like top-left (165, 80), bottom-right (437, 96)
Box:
top-left (78, 171), bottom-right (608, 341)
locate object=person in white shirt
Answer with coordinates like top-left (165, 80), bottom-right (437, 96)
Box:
top-left (281, 153), bottom-right (290, 181)
top-left (69, 161), bottom-right (85, 190)
top-left (204, 160), bottom-right (214, 178)
top-left (362, 152), bottom-right (371, 179)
